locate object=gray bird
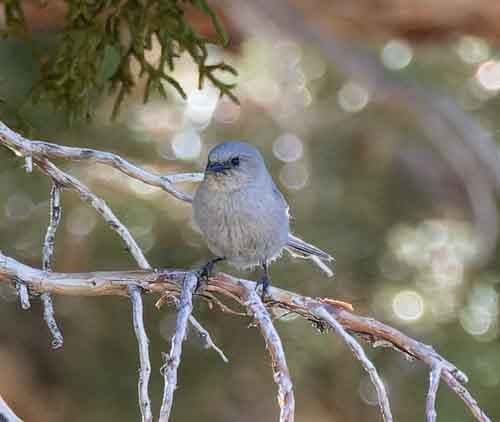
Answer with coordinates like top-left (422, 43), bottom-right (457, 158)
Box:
top-left (192, 141), bottom-right (334, 294)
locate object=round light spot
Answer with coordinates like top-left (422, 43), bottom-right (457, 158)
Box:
top-left (460, 306), bottom-right (493, 336)
top-left (279, 163), bottom-right (309, 190)
top-left (456, 36), bottom-right (490, 64)
top-left (381, 39), bottom-right (413, 70)
top-left (338, 82), bottom-right (370, 112)
top-left (392, 290), bottom-right (424, 321)
top-left (273, 133), bottom-right (304, 162)
top-left (245, 77), bottom-right (280, 104)
top-left (170, 127), bottom-right (202, 160)
top-left (302, 50), bottom-right (327, 81)
top-left (476, 60), bottom-right (500, 91)
top-left (185, 86), bottom-right (219, 126)
top-left (5, 193), bottom-right (34, 221)
top-left (66, 206), bottom-right (98, 238)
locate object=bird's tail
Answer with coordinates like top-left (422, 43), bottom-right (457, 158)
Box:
top-left (285, 234), bottom-right (335, 277)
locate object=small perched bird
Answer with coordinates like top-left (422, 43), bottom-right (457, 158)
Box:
top-left (192, 141), bottom-right (334, 293)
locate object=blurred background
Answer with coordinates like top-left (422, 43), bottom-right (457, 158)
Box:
top-left (0, 0), bottom-right (500, 421)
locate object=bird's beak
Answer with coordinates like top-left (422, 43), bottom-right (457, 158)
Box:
top-left (206, 161), bottom-right (231, 174)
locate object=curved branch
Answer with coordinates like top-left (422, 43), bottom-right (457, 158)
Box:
top-left (243, 284), bottom-right (295, 422)
top-left (315, 307), bottom-right (392, 422)
top-left (0, 121), bottom-right (201, 203)
top-left (0, 393), bottom-right (23, 422)
top-left (159, 272), bottom-right (198, 422)
top-left (426, 365), bottom-right (442, 422)
top-left (0, 251), bottom-right (491, 422)
top-left (129, 285), bottom-right (153, 422)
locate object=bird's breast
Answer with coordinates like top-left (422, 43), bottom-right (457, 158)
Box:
top-left (193, 183), bottom-right (289, 266)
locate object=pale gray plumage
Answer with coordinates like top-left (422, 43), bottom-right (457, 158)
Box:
top-left (192, 141), bottom-right (334, 289)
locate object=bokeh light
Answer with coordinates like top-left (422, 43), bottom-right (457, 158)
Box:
top-left (456, 36), bottom-right (490, 64)
top-left (337, 81), bottom-right (370, 112)
top-left (392, 290), bottom-right (424, 322)
top-left (475, 60), bottom-right (500, 91)
top-left (170, 127), bottom-right (202, 160)
top-left (279, 162), bottom-right (309, 190)
top-left (4, 193), bottom-right (34, 221)
top-left (272, 133), bottom-right (304, 163)
top-left (381, 39), bottom-right (413, 70)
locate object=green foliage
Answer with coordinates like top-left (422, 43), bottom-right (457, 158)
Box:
top-left (2, 0), bottom-right (238, 122)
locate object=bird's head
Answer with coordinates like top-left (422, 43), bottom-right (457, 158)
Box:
top-left (203, 141), bottom-right (268, 191)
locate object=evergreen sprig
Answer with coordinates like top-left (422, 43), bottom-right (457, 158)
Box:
top-left (3, 0), bottom-right (238, 122)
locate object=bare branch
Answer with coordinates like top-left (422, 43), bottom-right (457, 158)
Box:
top-left (187, 314), bottom-right (229, 363)
top-left (426, 365), bottom-right (443, 422)
top-left (35, 158), bottom-right (151, 270)
top-left (441, 370), bottom-right (492, 422)
top-left (159, 272), bottom-right (198, 422)
top-left (0, 252), bottom-right (492, 422)
top-left (129, 285), bottom-right (153, 422)
top-left (41, 183), bottom-right (64, 349)
top-left (15, 277), bottom-right (30, 310)
top-left (0, 393), bottom-right (23, 422)
top-left (40, 293), bottom-right (63, 349)
top-left (315, 307), bottom-right (393, 422)
top-left (243, 284), bottom-right (295, 422)
top-left (42, 183), bottom-right (62, 272)
top-left (0, 121), bottom-right (201, 203)
top-left (156, 294), bottom-right (229, 362)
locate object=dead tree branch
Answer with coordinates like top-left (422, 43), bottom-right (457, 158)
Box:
top-left (159, 272), bottom-right (198, 422)
top-left (41, 182), bottom-right (64, 349)
top-left (0, 393), bottom-right (23, 422)
top-left (426, 364), bottom-right (443, 422)
top-left (243, 284), bottom-right (295, 422)
top-left (315, 307), bottom-right (393, 422)
top-left (0, 121), bottom-right (201, 202)
top-left (129, 285), bottom-right (154, 422)
top-left (0, 251), bottom-right (492, 422)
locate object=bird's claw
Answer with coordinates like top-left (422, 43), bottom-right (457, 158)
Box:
top-left (196, 264), bottom-right (211, 292)
top-left (196, 257), bottom-right (224, 292)
top-left (256, 275), bottom-right (271, 301)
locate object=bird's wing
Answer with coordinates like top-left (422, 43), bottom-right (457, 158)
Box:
top-left (285, 234), bottom-right (335, 277)
top-left (271, 182), bottom-right (290, 218)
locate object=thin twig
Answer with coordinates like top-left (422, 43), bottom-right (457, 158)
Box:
top-left (41, 183), bottom-right (64, 349)
top-left (166, 295), bottom-right (229, 363)
top-left (315, 306), bottom-right (393, 422)
top-left (243, 284), bottom-right (295, 422)
top-left (129, 285), bottom-right (153, 422)
top-left (159, 272), bottom-right (198, 422)
top-left (0, 393), bottom-right (23, 422)
top-left (441, 370), bottom-right (492, 422)
top-left (187, 314), bottom-right (229, 363)
top-left (15, 277), bottom-right (30, 310)
top-left (35, 157), bottom-right (151, 270)
top-left (40, 293), bottom-right (63, 349)
top-left (426, 365), bottom-right (443, 422)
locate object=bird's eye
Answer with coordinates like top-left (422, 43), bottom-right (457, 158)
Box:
top-left (231, 157), bottom-right (240, 167)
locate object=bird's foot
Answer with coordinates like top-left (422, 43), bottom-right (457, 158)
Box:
top-left (196, 257), bottom-right (224, 291)
top-left (256, 274), bottom-right (271, 301)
